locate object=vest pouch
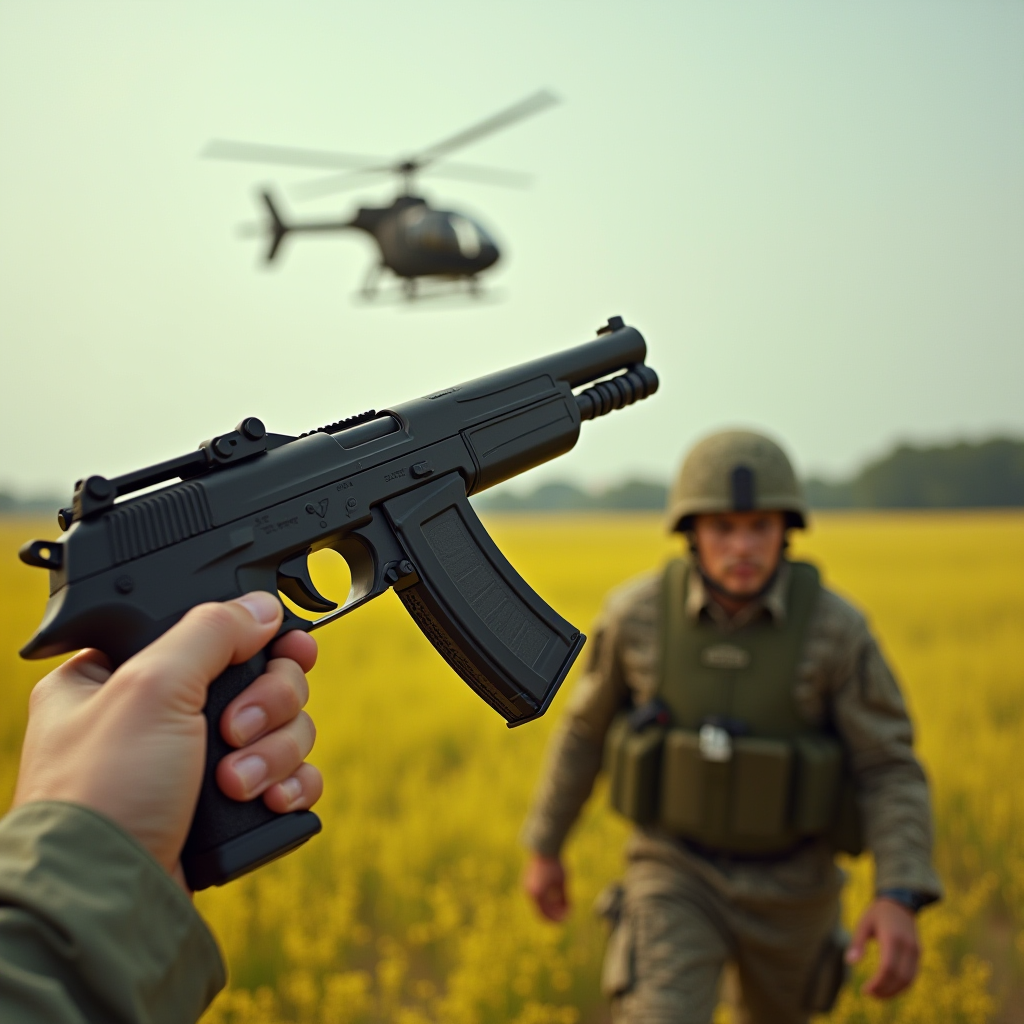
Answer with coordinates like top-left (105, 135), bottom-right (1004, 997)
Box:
top-left (659, 729), bottom-right (709, 833)
top-left (827, 776), bottom-right (865, 856)
top-left (792, 735), bottom-right (843, 835)
top-left (730, 737), bottom-right (793, 838)
top-left (621, 728), bottom-right (666, 825)
top-left (607, 715), bottom-right (665, 825)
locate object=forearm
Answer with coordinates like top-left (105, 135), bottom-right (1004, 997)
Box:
top-left (0, 802), bottom-right (225, 1024)
top-left (857, 758), bottom-right (942, 898)
top-left (521, 717), bottom-right (605, 857)
top-left (830, 630), bottom-right (942, 900)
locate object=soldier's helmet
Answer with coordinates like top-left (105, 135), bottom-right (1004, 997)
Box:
top-left (667, 429), bottom-right (808, 533)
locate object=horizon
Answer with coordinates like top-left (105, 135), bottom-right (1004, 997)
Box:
top-left (4, 431), bottom-right (1022, 505)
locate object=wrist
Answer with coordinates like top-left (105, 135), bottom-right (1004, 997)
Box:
top-left (876, 888), bottom-right (935, 914)
top-left (531, 851), bottom-right (562, 865)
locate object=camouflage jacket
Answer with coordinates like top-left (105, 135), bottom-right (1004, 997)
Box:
top-left (522, 559), bottom-right (942, 899)
top-left (0, 801), bottom-right (224, 1023)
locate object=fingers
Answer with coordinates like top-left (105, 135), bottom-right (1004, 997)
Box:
top-left (857, 901), bottom-right (921, 999)
top-left (846, 910), bottom-right (875, 965)
top-left (270, 629), bottom-right (318, 673)
top-left (896, 940), bottom-right (920, 994)
top-left (864, 959), bottom-right (910, 998)
top-left (216, 710), bottom-right (316, 802)
top-left (114, 592), bottom-right (283, 713)
top-left (217, 638), bottom-right (320, 812)
top-left (863, 930), bottom-right (919, 998)
top-left (538, 881), bottom-right (569, 922)
top-left (262, 762), bottom-right (323, 813)
top-left (524, 856), bottom-right (569, 923)
top-left (220, 657), bottom-right (310, 747)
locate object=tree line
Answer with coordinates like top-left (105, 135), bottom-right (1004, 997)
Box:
top-left (804, 438), bottom-right (1024, 509)
top-left (474, 437), bottom-right (1024, 513)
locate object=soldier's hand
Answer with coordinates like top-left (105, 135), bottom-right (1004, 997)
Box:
top-left (13, 592), bottom-right (323, 893)
top-left (524, 853), bottom-right (570, 922)
top-left (846, 897), bottom-right (920, 998)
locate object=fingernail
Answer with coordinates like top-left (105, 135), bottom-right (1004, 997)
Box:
top-left (279, 777), bottom-right (302, 805)
top-left (236, 591), bottom-right (281, 625)
top-left (232, 705), bottom-right (268, 745)
top-left (234, 754), bottom-right (267, 795)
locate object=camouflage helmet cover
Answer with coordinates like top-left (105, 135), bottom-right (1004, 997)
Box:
top-left (667, 429), bottom-right (808, 533)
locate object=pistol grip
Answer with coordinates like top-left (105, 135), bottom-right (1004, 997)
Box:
top-left (384, 474), bottom-right (585, 726)
top-left (181, 650), bottom-right (321, 890)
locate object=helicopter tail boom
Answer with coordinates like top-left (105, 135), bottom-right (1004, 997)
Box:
top-left (258, 190), bottom-right (357, 263)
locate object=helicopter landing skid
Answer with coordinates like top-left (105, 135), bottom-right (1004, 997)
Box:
top-left (353, 273), bottom-right (497, 307)
top-left (360, 262), bottom-right (386, 300)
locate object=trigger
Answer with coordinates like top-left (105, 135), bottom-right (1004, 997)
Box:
top-left (277, 551), bottom-right (339, 613)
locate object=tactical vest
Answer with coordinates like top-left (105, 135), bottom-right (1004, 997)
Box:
top-left (606, 559), bottom-right (862, 855)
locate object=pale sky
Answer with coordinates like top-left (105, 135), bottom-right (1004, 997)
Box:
top-left (1, 1), bottom-right (1021, 498)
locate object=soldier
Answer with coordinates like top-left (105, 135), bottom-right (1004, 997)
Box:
top-left (521, 430), bottom-right (941, 1024)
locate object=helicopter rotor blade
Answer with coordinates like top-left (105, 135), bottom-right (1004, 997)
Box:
top-left (203, 139), bottom-right (388, 171)
top-left (422, 163), bottom-right (533, 188)
top-left (289, 169), bottom-right (394, 200)
top-left (206, 89), bottom-right (556, 199)
top-left (408, 89), bottom-right (559, 169)
top-left (291, 160), bottom-right (533, 201)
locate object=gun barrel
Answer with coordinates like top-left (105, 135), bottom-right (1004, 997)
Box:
top-left (510, 323), bottom-right (648, 389)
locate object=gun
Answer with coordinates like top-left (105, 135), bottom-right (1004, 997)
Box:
top-left (18, 317), bottom-right (658, 890)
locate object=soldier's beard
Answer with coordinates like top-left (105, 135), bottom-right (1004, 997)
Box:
top-left (692, 553), bottom-right (783, 605)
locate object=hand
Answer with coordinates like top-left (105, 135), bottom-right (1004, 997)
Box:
top-left (846, 897), bottom-right (920, 998)
top-left (524, 853), bottom-right (570, 922)
top-left (12, 592), bottom-right (323, 891)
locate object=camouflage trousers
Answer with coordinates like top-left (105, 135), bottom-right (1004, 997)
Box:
top-left (601, 838), bottom-right (848, 1024)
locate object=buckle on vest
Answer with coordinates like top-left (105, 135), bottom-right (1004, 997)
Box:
top-left (698, 724), bottom-right (733, 762)
top-left (627, 697), bottom-right (672, 732)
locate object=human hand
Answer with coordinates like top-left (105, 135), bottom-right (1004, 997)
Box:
top-left (12, 592), bottom-right (323, 891)
top-left (846, 897), bottom-right (920, 998)
top-left (524, 853), bottom-right (570, 922)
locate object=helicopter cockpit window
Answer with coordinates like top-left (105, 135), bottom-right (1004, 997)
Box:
top-left (449, 216), bottom-right (482, 258)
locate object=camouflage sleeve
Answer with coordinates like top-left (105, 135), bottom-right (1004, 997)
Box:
top-left (0, 801), bottom-right (225, 1024)
top-left (824, 610), bottom-right (943, 899)
top-left (520, 592), bottom-right (633, 858)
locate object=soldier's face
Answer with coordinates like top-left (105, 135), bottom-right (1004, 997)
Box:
top-left (692, 511), bottom-right (786, 597)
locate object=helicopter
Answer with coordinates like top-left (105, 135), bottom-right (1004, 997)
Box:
top-left (204, 90), bottom-right (558, 300)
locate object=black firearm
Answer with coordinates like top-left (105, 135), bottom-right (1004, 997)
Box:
top-left (18, 317), bottom-right (657, 890)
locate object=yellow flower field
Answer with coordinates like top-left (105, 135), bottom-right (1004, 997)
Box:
top-left (1, 512), bottom-right (1022, 1022)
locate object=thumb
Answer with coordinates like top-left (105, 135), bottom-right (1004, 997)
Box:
top-left (112, 592), bottom-right (283, 713)
top-left (847, 908), bottom-right (875, 964)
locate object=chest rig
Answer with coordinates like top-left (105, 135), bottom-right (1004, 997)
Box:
top-left (606, 559), bottom-right (862, 855)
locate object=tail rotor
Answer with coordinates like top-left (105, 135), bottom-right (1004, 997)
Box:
top-left (261, 190), bottom-right (289, 262)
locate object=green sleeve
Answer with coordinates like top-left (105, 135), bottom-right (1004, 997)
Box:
top-left (0, 801), bottom-right (225, 1024)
